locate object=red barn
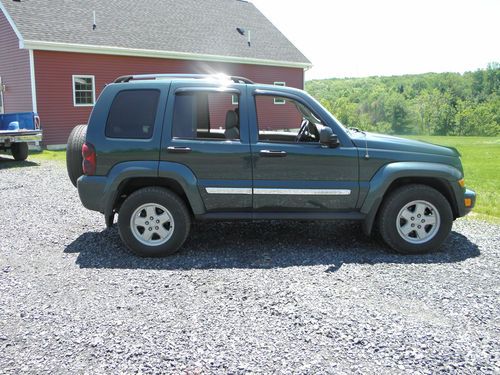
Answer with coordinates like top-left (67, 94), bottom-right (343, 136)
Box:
top-left (0, 0), bottom-right (311, 147)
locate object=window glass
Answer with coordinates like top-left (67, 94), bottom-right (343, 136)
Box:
top-left (73, 76), bottom-right (95, 106)
top-left (172, 92), bottom-right (240, 140)
top-left (255, 95), bottom-right (322, 143)
top-left (105, 90), bottom-right (160, 139)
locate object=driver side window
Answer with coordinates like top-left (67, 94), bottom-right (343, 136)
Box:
top-left (255, 95), bottom-right (322, 143)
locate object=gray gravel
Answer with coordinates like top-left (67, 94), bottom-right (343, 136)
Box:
top-left (0, 156), bottom-right (499, 374)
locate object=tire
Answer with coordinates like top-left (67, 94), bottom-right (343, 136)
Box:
top-left (11, 142), bottom-right (28, 161)
top-left (378, 184), bottom-right (453, 254)
top-left (66, 124), bottom-right (87, 187)
top-left (118, 187), bottom-right (191, 257)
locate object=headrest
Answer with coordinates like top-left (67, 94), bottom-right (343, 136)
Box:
top-left (225, 110), bottom-right (239, 130)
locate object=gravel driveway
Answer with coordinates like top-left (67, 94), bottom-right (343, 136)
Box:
top-left (0, 158), bottom-right (499, 374)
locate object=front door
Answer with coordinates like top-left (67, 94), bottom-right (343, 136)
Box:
top-left (161, 83), bottom-right (252, 212)
top-left (249, 91), bottom-right (359, 211)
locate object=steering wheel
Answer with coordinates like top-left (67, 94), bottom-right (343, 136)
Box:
top-left (296, 120), bottom-right (309, 142)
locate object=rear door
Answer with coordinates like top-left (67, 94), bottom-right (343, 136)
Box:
top-left (161, 82), bottom-right (252, 212)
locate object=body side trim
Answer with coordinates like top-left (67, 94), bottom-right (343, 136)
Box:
top-left (254, 188), bottom-right (351, 196)
top-left (206, 187), bottom-right (252, 195)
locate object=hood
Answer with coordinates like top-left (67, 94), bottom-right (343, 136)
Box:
top-left (350, 132), bottom-right (460, 157)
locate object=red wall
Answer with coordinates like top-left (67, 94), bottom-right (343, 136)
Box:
top-left (33, 50), bottom-right (304, 145)
top-left (0, 10), bottom-right (32, 113)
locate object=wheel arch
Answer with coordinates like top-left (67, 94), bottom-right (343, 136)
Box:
top-left (361, 162), bottom-right (462, 236)
top-left (113, 177), bottom-right (192, 214)
top-left (102, 161), bottom-right (206, 220)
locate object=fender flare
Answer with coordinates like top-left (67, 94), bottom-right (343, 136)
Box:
top-left (360, 162), bottom-right (462, 235)
top-left (102, 161), bottom-right (206, 217)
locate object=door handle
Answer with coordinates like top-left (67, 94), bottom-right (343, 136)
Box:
top-left (167, 146), bottom-right (192, 154)
top-left (260, 150), bottom-right (287, 157)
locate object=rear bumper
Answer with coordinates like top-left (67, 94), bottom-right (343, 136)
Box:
top-left (77, 175), bottom-right (108, 214)
top-left (0, 130), bottom-right (42, 145)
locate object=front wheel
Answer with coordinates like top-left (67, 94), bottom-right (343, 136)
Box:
top-left (118, 187), bottom-right (191, 257)
top-left (378, 184), bottom-right (453, 254)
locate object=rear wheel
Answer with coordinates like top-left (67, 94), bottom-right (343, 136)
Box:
top-left (11, 142), bottom-right (28, 161)
top-left (118, 187), bottom-right (191, 257)
top-left (66, 124), bottom-right (87, 187)
top-left (378, 184), bottom-right (453, 254)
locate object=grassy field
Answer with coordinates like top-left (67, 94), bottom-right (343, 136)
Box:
top-left (1, 137), bottom-right (498, 222)
top-left (406, 136), bottom-right (499, 223)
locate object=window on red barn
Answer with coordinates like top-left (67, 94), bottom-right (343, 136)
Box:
top-left (73, 75), bottom-right (95, 107)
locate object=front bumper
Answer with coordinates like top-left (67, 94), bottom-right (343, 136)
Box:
top-left (463, 188), bottom-right (476, 215)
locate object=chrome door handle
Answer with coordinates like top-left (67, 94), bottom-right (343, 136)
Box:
top-left (167, 146), bottom-right (192, 154)
top-left (259, 150), bottom-right (287, 157)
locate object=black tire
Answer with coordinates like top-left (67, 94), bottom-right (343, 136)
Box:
top-left (378, 184), bottom-right (453, 254)
top-left (118, 187), bottom-right (191, 257)
top-left (66, 125), bottom-right (87, 187)
top-left (11, 142), bottom-right (28, 161)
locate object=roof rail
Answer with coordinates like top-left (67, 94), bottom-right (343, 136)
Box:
top-left (114, 74), bottom-right (255, 84)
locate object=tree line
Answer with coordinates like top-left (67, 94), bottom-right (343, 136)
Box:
top-left (306, 63), bottom-right (500, 136)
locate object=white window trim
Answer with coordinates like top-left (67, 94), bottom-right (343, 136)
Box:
top-left (72, 75), bottom-right (95, 107)
top-left (0, 76), bottom-right (4, 114)
top-left (273, 82), bottom-right (286, 104)
top-left (231, 94), bottom-right (239, 105)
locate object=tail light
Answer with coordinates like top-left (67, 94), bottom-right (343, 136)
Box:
top-left (82, 142), bottom-right (96, 176)
top-left (34, 115), bottom-right (41, 129)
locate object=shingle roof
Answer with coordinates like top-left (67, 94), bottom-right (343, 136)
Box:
top-left (1, 0), bottom-right (311, 67)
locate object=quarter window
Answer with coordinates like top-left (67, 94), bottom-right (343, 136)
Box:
top-left (73, 75), bottom-right (95, 106)
top-left (172, 92), bottom-right (240, 141)
top-left (105, 90), bottom-right (160, 139)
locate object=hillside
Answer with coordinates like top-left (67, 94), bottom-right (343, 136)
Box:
top-left (305, 63), bottom-right (500, 136)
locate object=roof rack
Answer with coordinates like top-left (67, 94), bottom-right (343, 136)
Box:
top-left (114, 74), bottom-right (254, 84)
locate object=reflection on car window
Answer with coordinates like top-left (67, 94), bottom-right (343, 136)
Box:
top-left (255, 95), bottom-right (323, 143)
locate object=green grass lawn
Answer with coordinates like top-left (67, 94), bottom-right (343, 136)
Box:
top-left (405, 136), bottom-right (500, 223)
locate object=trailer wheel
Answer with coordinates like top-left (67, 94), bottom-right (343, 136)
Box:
top-left (66, 124), bottom-right (87, 187)
top-left (11, 142), bottom-right (29, 161)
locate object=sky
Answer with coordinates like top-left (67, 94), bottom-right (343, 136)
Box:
top-left (251, 0), bottom-right (500, 80)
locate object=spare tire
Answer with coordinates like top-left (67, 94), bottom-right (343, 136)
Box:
top-left (66, 124), bottom-right (87, 187)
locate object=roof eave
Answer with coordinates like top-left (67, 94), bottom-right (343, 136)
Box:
top-left (23, 40), bottom-right (312, 70)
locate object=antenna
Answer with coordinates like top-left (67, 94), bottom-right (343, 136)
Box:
top-left (92, 11), bottom-right (96, 30)
top-left (364, 132), bottom-right (370, 159)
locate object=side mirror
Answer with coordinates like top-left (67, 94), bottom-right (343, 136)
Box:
top-left (320, 127), bottom-right (340, 148)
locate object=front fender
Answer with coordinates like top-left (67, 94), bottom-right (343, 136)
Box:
top-left (360, 162), bottom-right (463, 235)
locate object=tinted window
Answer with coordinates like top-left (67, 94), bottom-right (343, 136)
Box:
top-left (105, 90), bottom-right (160, 139)
top-left (172, 92), bottom-right (239, 140)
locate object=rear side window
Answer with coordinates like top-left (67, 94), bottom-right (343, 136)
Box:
top-left (172, 91), bottom-right (239, 140)
top-left (105, 90), bottom-right (160, 139)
